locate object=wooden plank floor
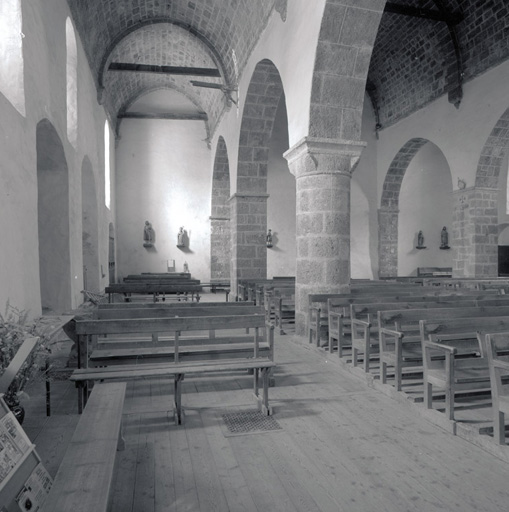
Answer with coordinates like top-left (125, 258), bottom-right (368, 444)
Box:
top-left (20, 298), bottom-right (509, 512)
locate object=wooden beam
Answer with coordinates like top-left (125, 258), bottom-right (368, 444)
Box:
top-left (384, 2), bottom-right (463, 24)
top-left (118, 112), bottom-right (208, 121)
top-left (190, 80), bottom-right (224, 90)
top-left (108, 62), bottom-right (220, 77)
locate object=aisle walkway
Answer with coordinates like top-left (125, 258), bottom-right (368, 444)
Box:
top-left (21, 298), bottom-right (509, 511)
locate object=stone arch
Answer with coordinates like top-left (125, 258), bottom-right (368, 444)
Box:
top-left (81, 156), bottom-right (99, 292)
top-left (230, 59), bottom-right (285, 293)
top-left (66, 17), bottom-right (78, 147)
top-left (378, 138), bottom-right (428, 277)
top-left (36, 119), bottom-right (71, 313)
top-left (308, 1), bottom-right (383, 140)
top-left (97, 19), bottom-right (230, 92)
top-left (457, 108), bottom-right (509, 277)
top-left (210, 137), bottom-right (231, 282)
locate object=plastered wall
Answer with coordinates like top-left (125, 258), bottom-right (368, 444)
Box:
top-left (115, 119), bottom-right (212, 281)
top-left (0, 0), bottom-right (113, 317)
top-left (267, 97), bottom-right (296, 278)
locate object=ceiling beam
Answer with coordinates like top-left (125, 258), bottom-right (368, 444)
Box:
top-left (108, 62), bottom-right (220, 77)
top-left (384, 2), bottom-right (463, 24)
top-left (118, 112), bottom-right (208, 121)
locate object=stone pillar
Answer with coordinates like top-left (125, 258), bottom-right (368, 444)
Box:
top-left (229, 192), bottom-right (269, 300)
top-left (378, 206), bottom-right (399, 277)
top-left (284, 137), bottom-right (365, 335)
top-left (209, 216), bottom-right (230, 282)
top-left (452, 187), bottom-right (498, 277)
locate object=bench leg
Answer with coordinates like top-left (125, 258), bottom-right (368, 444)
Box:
top-left (380, 360), bottom-right (387, 385)
top-left (118, 419), bottom-right (125, 451)
top-left (254, 368), bottom-right (272, 415)
top-left (424, 381), bottom-right (433, 410)
top-left (495, 410), bottom-right (506, 445)
top-left (174, 374), bottom-right (185, 425)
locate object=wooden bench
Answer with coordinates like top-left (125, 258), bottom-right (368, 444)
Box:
top-left (93, 304), bottom-right (264, 321)
top-left (308, 282), bottom-right (426, 345)
top-left (273, 287), bottom-right (295, 335)
top-left (72, 314), bottom-right (275, 422)
top-left (97, 300), bottom-right (255, 310)
top-left (417, 267), bottom-right (452, 277)
top-left (321, 289), bottom-right (499, 353)
top-left (40, 382), bottom-right (126, 512)
top-left (420, 316), bottom-right (509, 420)
top-left (378, 302), bottom-right (509, 390)
top-left (105, 282), bottom-right (202, 303)
top-left (485, 332), bottom-right (509, 444)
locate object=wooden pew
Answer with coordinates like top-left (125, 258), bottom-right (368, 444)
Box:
top-left (72, 314), bottom-right (275, 422)
top-left (237, 277), bottom-right (295, 302)
top-left (93, 304), bottom-right (264, 320)
top-left (485, 332), bottom-right (509, 444)
top-left (420, 316), bottom-right (509, 420)
top-left (315, 288), bottom-right (498, 348)
top-left (105, 282), bottom-right (202, 303)
top-left (417, 267), bottom-right (452, 278)
top-left (307, 282), bottom-right (426, 345)
top-left (97, 301), bottom-right (255, 310)
top-left (273, 287), bottom-right (296, 335)
top-left (377, 301), bottom-right (509, 389)
top-left (40, 382), bottom-right (126, 512)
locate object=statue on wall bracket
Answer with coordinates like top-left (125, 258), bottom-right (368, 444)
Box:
top-left (177, 226), bottom-right (185, 248)
top-left (143, 220), bottom-right (155, 247)
top-left (440, 226), bottom-right (450, 249)
top-left (416, 230), bottom-right (426, 249)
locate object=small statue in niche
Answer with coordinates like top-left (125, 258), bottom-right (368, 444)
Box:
top-left (143, 221), bottom-right (155, 247)
top-left (266, 229), bottom-right (273, 248)
top-left (440, 226), bottom-right (450, 249)
top-left (416, 230), bottom-right (425, 249)
top-left (183, 261), bottom-right (189, 273)
top-left (177, 227), bottom-right (185, 247)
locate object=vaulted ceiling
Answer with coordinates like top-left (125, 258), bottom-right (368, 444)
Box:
top-left (67, 0), bottom-right (282, 136)
top-left (68, 1), bottom-right (509, 138)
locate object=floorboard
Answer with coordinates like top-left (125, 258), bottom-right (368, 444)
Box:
top-left (19, 296), bottom-right (509, 512)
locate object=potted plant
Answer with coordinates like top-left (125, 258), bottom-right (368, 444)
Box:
top-left (0, 303), bottom-right (56, 424)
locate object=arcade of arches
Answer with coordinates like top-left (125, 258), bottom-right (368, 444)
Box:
top-left (3, 1), bottom-right (509, 337)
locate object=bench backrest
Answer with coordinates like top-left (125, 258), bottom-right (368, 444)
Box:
top-left (106, 283), bottom-right (201, 293)
top-left (94, 305), bottom-right (264, 320)
top-left (379, 306), bottom-right (509, 333)
top-left (309, 287), bottom-right (495, 308)
top-left (97, 301), bottom-right (255, 309)
top-left (328, 291), bottom-right (500, 315)
top-left (352, 300), bottom-right (480, 320)
top-left (420, 316), bottom-right (509, 349)
top-left (76, 313), bottom-right (268, 336)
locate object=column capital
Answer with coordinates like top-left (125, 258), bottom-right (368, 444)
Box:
top-left (283, 137), bottom-right (366, 178)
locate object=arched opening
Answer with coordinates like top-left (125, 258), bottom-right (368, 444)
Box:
top-left (81, 157), bottom-right (99, 292)
top-left (267, 92), bottom-right (294, 278)
top-left (108, 223), bottom-right (116, 284)
top-left (397, 142), bottom-right (453, 276)
top-left (104, 121), bottom-right (112, 209)
top-left (469, 107), bottom-right (509, 277)
top-left (210, 137), bottom-right (231, 283)
top-left (379, 138), bottom-right (429, 277)
top-left (0, 0), bottom-right (25, 116)
top-left (66, 18), bottom-right (78, 146)
top-left (231, 59), bottom-right (286, 293)
top-left (36, 119), bottom-right (71, 313)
